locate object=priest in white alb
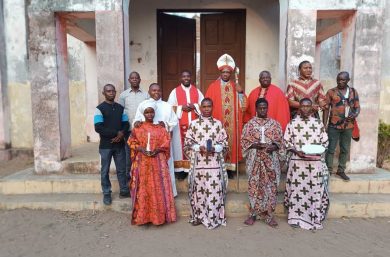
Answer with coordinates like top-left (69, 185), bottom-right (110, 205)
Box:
top-left (168, 70), bottom-right (204, 180)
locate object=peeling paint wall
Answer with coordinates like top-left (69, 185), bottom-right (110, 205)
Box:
top-left (379, 0), bottom-right (390, 123)
top-left (319, 34), bottom-right (340, 92)
top-left (129, 0), bottom-right (280, 94)
top-left (67, 35), bottom-right (87, 147)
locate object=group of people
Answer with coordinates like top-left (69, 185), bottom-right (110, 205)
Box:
top-left (94, 54), bottom-right (360, 231)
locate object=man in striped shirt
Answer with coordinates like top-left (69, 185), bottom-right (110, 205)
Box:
top-left (94, 84), bottom-right (130, 205)
top-left (119, 72), bottom-right (149, 180)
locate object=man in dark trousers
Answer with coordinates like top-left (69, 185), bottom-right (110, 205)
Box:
top-left (94, 84), bottom-right (130, 205)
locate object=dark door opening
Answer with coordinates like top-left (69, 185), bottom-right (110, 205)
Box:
top-left (157, 10), bottom-right (246, 98)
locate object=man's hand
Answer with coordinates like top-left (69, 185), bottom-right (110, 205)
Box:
top-left (199, 146), bottom-right (207, 156)
top-left (134, 121), bottom-right (142, 128)
top-left (266, 144), bottom-right (278, 153)
top-left (158, 121), bottom-right (166, 128)
top-left (251, 143), bottom-right (267, 150)
top-left (236, 84), bottom-right (244, 94)
top-left (182, 104), bottom-right (195, 112)
top-left (111, 131), bottom-right (125, 143)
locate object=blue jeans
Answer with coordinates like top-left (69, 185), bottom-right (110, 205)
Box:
top-left (99, 147), bottom-right (129, 195)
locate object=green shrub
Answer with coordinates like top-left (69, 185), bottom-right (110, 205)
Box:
top-left (377, 120), bottom-right (390, 168)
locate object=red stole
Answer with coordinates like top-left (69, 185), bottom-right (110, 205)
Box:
top-left (244, 84), bottom-right (290, 132)
top-left (175, 85), bottom-right (199, 165)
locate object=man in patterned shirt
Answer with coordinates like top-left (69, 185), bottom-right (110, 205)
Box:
top-left (323, 71), bottom-right (360, 181)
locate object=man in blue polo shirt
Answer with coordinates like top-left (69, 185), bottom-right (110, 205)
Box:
top-left (94, 84), bottom-right (130, 205)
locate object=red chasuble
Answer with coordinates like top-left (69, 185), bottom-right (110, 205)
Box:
top-left (244, 84), bottom-right (290, 132)
top-left (205, 79), bottom-right (245, 167)
top-left (175, 85), bottom-right (199, 166)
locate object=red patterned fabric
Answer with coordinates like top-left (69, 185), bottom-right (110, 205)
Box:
top-left (128, 122), bottom-right (177, 225)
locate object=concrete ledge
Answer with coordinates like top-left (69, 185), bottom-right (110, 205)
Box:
top-left (1, 193), bottom-right (390, 218)
top-left (2, 168), bottom-right (390, 195)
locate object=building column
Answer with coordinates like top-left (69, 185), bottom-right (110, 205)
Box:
top-left (28, 11), bottom-right (71, 173)
top-left (96, 10), bottom-right (125, 101)
top-left (84, 42), bottom-right (99, 143)
top-left (0, 0), bottom-right (11, 160)
top-left (349, 7), bottom-right (384, 173)
top-left (285, 9), bottom-right (317, 85)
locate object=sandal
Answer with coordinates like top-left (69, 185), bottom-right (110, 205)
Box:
top-left (244, 216), bottom-right (256, 225)
top-left (266, 217), bottom-right (278, 228)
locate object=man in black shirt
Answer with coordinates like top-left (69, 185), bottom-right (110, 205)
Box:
top-left (94, 84), bottom-right (130, 205)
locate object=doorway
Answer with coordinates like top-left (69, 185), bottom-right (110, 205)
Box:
top-left (157, 10), bottom-right (246, 100)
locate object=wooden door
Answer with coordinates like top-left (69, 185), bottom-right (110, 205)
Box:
top-left (200, 12), bottom-right (246, 93)
top-left (158, 13), bottom-right (196, 100)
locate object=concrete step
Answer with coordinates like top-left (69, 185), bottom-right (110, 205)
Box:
top-left (0, 192), bottom-right (389, 218)
top-left (1, 168), bottom-right (390, 195)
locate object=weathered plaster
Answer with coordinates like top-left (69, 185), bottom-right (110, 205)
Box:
top-left (349, 7), bottom-right (384, 172)
top-left (289, 0), bottom-right (357, 10)
top-left (285, 9), bottom-right (317, 86)
top-left (0, 0), bottom-right (11, 149)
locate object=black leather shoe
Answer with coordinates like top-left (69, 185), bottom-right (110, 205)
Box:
top-left (336, 171), bottom-right (350, 181)
top-left (103, 194), bottom-right (112, 205)
top-left (119, 191), bottom-right (131, 199)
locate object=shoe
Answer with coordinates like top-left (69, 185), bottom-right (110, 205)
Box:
top-left (119, 191), bottom-right (131, 199)
top-left (103, 194), bottom-right (112, 205)
top-left (336, 171), bottom-right (350, 181)
top-left (175, 171), bottom-right (188, 181)
top-left (227, 170), bottom-right (236, 179)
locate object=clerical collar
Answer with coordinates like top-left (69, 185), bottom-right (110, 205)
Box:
top-left (181, 84), bottom-right (191, 90)
top-left (220, 79), bottom-right (229, 86)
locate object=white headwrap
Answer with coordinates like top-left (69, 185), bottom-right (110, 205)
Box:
top-left (139, 100), bottom-right (157, 114)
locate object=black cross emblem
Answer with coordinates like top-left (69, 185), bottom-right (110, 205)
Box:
top-left (305, 164), bottom-right (314, 173)
top-left (297, 139), bottom-right (304, 148)
top-left (303, 132), bottom-right (312, 141)
top-left (204, 173), bottom-right (212, 182)
top-left (207, 222), bottom-right (213, 228)
top-left (309, 212), bottom-right (318, 221)
top-left (211, 213), bottom-right (217, 221)
top-left (293, 193), bottom-right (302, 202)
top-left (204, 124), bottom-right (211, 133)
top-left (195, 173), bottom-right (203, 181)
top-left (216, 189), bottom-right (222, 196)
top-left (191, 126), bottom-right (198, 134)
top-left (292, 163), bottom-right (299, 172)
top-left (205, 188), bottom-right (212, 198)
top-left (204, 155), bottom-right (211, 165)
top-left (309, 124), bottom-right (317, 132)
top-left (307, 180), bottom-right (315, 189)
top-left (216, 204), bottom-right (222, 212)
top-left (294, 124), bottom-right (304, 132)
top-left (295, 208), bottom-right (303, 216)
top-left (210, 180), bottom-right (218, 189)
top-left (198, 186), bottom-right (205, 195)
top-left (289, 202), bottom-right (296, 209)
top-left (197, 118), bottom-right (204, 125)
top-left (216, 126), bottom-right (221, 133)
top-left (195, 208), bottom-right (202, 216)
top-left (207, 205), bottom-right (212, 212)
top-left (209, 118), bottom-right (216, 126)
top-left (308, 196), bottom-right (316, 205)
top-left (197, 133), bottom-right (205, 141)
top-left (292, 179), bottom-right (301, 187)
top-left (298, 171), bottom-right (307, 180)
top-left (287, 179), bottom-right (292, 186)
top-left (300, 187), bottom-right (309, 195)
top-left (210, 133), bottom-right (216, 141)
top-left (301, 202), bottom-right (310, 210)
top-left (210, 196), bottom-right (218, 205)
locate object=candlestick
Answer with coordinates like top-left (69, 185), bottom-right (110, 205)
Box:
top-left (261, 126), bottom-right (266, 143)
top-left (146, 132), bottom-right (151, 152)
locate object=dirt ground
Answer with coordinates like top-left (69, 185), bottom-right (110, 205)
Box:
top-left (0, 209), bottom-right (389, 257)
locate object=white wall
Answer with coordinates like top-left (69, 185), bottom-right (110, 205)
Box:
top-left (129, 0), bottom-right (280, 94)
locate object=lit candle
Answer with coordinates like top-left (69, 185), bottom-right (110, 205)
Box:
top-left (261, 126), bottom-right (266, 143)
top-left (146, 132), bottom-right (151, 152)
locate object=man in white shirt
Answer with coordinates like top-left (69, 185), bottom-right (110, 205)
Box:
top-left (168, 70), bottom-right (204, 180)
